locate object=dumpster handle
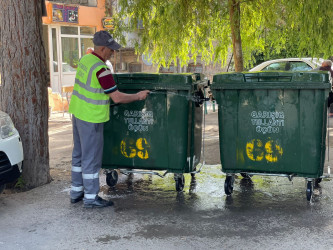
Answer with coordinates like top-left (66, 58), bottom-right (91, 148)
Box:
top-left (238, 172), bottom-right (295, 179)
top-left (119, 169), bottom-right (169, 178)
top-left (110, 103), bottom-right (120, 107)
top-left (149, 90), bottom-right (209, 103)
top-left (190, 89), bottom-right (208, 175)
top-left (328, 108), bottom-right (330, 162)
top-left (244, 75), bottom-right (292, 82)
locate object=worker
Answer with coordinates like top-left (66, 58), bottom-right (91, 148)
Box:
top-left (69, 31), bottom-right (150, 208)
top-left (86, 47), bottom-right (94, 54)
top-left (319, 60), bottom-right (333, 110)
top-left (319, 60), bottom-right (333, 78)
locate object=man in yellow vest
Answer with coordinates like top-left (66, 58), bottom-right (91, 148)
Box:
top-left (69, 31), bottom-right (149, 208)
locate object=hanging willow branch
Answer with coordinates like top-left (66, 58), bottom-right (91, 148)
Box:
top-left (112, 0), bottom-right (333, 70)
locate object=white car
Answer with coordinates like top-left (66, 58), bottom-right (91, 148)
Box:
top-left (0, 110), bottom-right (24, 193)
top-left (249, 58), bottom-right (324, 72)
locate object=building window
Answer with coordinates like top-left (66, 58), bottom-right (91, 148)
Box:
top-left (48, 0), bottom-right (97, 7)
top-left (61, 26), bottom-right (78, 35)
top-left (129, 62), bottom-right (142, 72)
top-left (159, 64), bottom-right (175, 73)
top-left (88, 0), bottom-right (97, 7)
top-left (187, 63), bottom-right (203, 73)
top-left (80, 27), bottom-right (95, 35)
top-left (59, 26), bottom-right (95, 72)
top-left (52, 28), bottom-right (59, 73)
top-left (61, 37), bottom-right (79, 72)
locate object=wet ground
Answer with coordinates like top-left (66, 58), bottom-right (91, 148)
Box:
top-left (1, 110), bottom-right (333, 249)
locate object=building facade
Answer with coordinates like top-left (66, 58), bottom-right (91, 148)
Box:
top-left (42, 0), bottom-right (106, 94)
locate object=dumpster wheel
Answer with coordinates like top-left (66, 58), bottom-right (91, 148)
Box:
top-left (175, 174), bottom-right (185, 192)
top-left (306, 180), bottom-right (313, 201)
top-left (240, 173), bottom-right (252, 179)
top-left (314, 178), bottom-right (322, 187)
top-left (224, 175), bottom-right (235, 196)
top-left (106, 170), bottom-right (118, 187)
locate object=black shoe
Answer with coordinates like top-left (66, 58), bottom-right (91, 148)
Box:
top-left (70, 194), bottom-right (84, 204)
top-left (84, 196), bottom-right (114, 208)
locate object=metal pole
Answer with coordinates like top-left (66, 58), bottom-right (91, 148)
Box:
top-left (328, 108), bottom-right (330, 161)
top-left (227, 53), bottom-right (233, 72)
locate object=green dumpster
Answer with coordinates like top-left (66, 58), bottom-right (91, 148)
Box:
top-left (211, 71), bottom-right (331, 200)
top-left (102, 73), bottom-right (207, 191)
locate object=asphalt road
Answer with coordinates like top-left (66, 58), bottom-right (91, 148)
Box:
top-left (1, 110), bottom-right (333, 250)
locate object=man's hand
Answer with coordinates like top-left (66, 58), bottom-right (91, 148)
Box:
top-left (137, 90), bottom-right (150, 101)
top-left (109, 90), bottom-right (150, 104)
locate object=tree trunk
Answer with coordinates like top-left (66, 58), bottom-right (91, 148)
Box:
top-left (229, 0), bottom-right (244, 72)
top-left (0, 1), bottom-right (51, 188)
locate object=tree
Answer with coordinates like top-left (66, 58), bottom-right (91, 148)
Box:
top-left (229, 0), bottom-right (243, 72)
top-left (0, 1), bottom-right (50, 188)
top-left (112, 0), bottom-right (333, 72)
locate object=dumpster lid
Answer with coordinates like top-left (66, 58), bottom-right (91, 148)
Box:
top-left (113, 73), bottom-right (207, 90)
top-left (211, 71), bottom-right (331, 89)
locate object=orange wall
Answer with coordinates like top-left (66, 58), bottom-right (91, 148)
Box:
top-left (43, 0), bottom-right (106, 31)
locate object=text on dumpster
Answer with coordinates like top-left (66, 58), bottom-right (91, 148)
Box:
top-left (124, 109), bottom-right (154, 133)
top-left (250, 111), bottom-right (285, 135)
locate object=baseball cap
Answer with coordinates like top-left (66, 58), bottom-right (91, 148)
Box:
top-left (93, 31), bottom-right (121, 50)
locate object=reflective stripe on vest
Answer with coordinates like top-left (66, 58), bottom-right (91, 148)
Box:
top-left (71, 61), bottom-right (107, 104)
top-left (85, 62), bottom-right (105, 87)
top-left (74, 78), bottom-right (104, 94)
top-left (72, 89), bottom-right (109, 105)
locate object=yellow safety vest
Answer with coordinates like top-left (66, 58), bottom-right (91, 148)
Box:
top-left (69, 54), bottom-right (110, 123)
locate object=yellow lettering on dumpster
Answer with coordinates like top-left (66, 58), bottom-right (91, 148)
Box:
top-left (246, 138), bottom-right (283, 163)
top-left (120, 137), bottom-right (150, 159)
top-left (136, 138), bottom-right (150, 159)
top-left (120, 138), bottom-right (136, 158)
top-left (265, 140), bottom-right (283, 162)
top-left (246, 139), bottom-right (265, 161)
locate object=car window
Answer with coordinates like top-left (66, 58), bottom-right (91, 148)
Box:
top-left (262, 62), bottom-right (287, 71)
top-left (289, 62), bottom-right (312, 71)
